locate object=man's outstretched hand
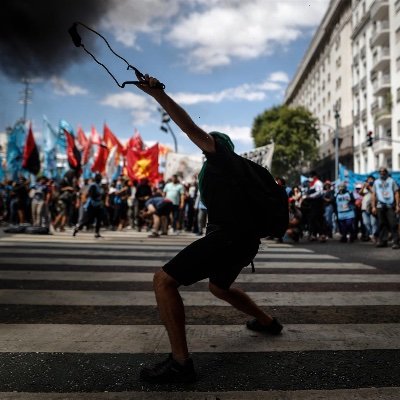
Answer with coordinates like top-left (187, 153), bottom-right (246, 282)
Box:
top-left (135, 74), bottom-right (164, 96)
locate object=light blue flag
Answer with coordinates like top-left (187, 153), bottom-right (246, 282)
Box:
top-left (57, 119), bottom-right (75, 152)
top-left (6, 121), bottom-right (26, 181)
top-left (43, 116), bottom-right (58, 178)
top-left (0, 153), bottom-right (4, 182)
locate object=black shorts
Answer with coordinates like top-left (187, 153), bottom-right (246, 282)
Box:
top-left (163, 228), bottom-right (259, 290)
top-left (156, 201), bottom-right (173, 216)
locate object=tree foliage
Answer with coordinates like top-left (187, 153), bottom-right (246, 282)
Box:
top-left (251, 105), bottom-right (319, 183)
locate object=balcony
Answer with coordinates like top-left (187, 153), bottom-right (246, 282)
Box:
top-left (353, 111), bottom-right (360, 125)
top-left (352, 83), bottom-right (360, 95)
top-left (360, 76), bottom-right (367, 90)
top-left (371, 47), bottom-right (390, 72)
top-left (372, 74), bottom-right (390, 96)
top-left (361, 108), bottom-right (367, 121)
top-left (370, 0), bottom-right (389, 21)
top-left (353, 53), bottom-right (359, 66)
top-left (360, 45), bottom-right (366, 59)
top-left (370, 20), bottom-right (390, 47)
top-left (373, 137), bottom-right (392, 153)
top-left (370, 100), bottom-right (379, 114)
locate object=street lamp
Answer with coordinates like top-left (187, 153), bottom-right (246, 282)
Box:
top-left (158, 107), bottom-right (178, 153)
top-left (333, 108), bottom-right (340, 182)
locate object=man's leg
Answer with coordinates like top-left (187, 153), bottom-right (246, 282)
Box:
top-left (153, 269), bottom-right (189, 363)
top-left (209, 282), bottom-right (273, 325)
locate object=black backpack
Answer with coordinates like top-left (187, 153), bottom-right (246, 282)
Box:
top-left (232, 154), bottom-right (289, 238)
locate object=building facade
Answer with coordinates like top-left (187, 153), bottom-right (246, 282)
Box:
top-left (285, 0), bottom-right (400, 178)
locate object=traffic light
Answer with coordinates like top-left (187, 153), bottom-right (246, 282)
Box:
top-left (367, 131), bottom-right (373, 147)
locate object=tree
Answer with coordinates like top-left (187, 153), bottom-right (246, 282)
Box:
top-left (251, 105), bottom-right (319, 183)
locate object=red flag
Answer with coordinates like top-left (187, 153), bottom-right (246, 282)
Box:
top-left (64, 129), bottom-right (81, 172)
top-left (103, 124), bottom-right (123, 153)
top-left (91, 126), bottom-right (102, 145)
top-left (77, 126), bottom-right (88, 149)
top-left (126, 143), bottom-right (159, 183)
top-left (82, 137), bottom-right (92, 165)
top-left (91, 143), bottom-right (109, 173)
top-left (22, 123), bottom-right (40, 175)
top-left (125, 130), bottom-right (145, 153)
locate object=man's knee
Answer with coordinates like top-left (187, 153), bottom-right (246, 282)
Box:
top-left (209, 282), bottom-right (230, 300)
top-left (153, 269), bottom-right (179, 291)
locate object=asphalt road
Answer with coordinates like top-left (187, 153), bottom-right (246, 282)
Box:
top-left (0, 229), bottom-right (399, 399)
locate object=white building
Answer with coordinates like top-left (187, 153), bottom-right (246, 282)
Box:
top-left (285, 0), bottom-right (354, 179)
top-left (285, 0), bottom-right (400, 176)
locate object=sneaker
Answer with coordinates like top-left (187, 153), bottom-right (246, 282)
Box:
top-left (94, 233), bottom-right (102, 238)
top-left (392, 243), bottom-right (400, 250)
top-left (72, 227), bottom-right (79, 237)
top-left (148, 232), bottom-right (160, 238)
top-left (140, 354), bottom-right (197, 384)
top-left (246, 317), bottom-right (283, 335)
top-left (376, 241), bottom-right (388, 248)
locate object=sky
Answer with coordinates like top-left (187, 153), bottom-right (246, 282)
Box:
top-left (0, 0), bottom-right (330, 158)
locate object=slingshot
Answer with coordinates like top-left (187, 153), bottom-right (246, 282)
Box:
top-left (68, 22), bottom-right (165, 89)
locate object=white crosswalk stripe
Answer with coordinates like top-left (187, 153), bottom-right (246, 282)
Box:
top-left (0, 230), bottom-right (399, 398)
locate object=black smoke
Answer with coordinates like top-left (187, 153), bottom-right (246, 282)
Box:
top-left (0, 0), bottom-right (112, 80)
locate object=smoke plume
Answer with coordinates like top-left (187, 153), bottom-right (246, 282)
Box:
top-left (1, 0), bottom-right (112, 80)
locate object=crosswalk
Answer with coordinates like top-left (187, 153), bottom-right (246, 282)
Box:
top-left (0, 229), bottom-right (399, 399)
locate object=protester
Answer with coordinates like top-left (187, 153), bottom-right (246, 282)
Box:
top-left (335, 182), bottom-right (356, 243)
top-left (73, 173), bottom-right (105, 238)
top-left (371, 167), bottom-right (400, 249)
top-left (360, 176), bottom-right (378, 242)
top-left (304, 171), bottom-right (326, 242)
top-left (163, 174), bottom-right (184, 233)
top-left (141, 191), bottom-right (173, 237)
top-left (135, 74), bottom-right (282, 384)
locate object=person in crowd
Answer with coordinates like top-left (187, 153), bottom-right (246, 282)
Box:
top-left (73, 173), bottom-right (105, 238)
top-left (10, 177), bottom-right (29, 225)
top-left (112, 177), bottom-right (131, 231)
top-left (30, 176), bottom-right (49, 227)
top-left (163, 174), bottom-right (184, 233)
top-left (135, 74), bottom-right (282, 384)
top-left (135, 178), bottom-right (152, 231)
top-left (141, 190), bottom-right (174, 238)
top-left (194, 188), bottom-right (207, 236)
top-left (59, 171), bottom-right (75, 227)
top-left (291, 185), bottom-right (302, 208)
top-left (335, 182), bottom-right (356, 243)
top-left (352, 183), bottom-right (365, 240)
top-left (360, 176), bottom-right (378, 242)
top-left (322, 180), bottom-right (335, 238)
top-left (304, 171), bottom-right (326, 242)
top-left (283, 198), bottom-right (302, 243)
top-left (371, 167), bottom-right (400, 249)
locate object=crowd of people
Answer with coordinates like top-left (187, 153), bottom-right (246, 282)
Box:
top-left (0, 167), bottom-right (399, 249)
top-left (283, 167), bottom-right (400, 250)
top-left (0, 170), bottom-right (208, 238)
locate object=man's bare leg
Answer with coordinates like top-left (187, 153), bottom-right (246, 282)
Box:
top-left (209, 283), bottom-right (273, 325)
top-left (153, 269), bottom-right (189, 363)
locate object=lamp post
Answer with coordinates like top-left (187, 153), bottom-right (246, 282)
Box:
top-left (19, 78), bottom-right (32, 123)
top-left (334, 108), bottom-right (340, 182)
top-left (158, 107), bottom-right (178, 153)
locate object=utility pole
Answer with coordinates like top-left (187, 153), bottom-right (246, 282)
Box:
top-left (334, 108), bottom-right (340, 182)
top-left (19, 78), bottom-right (32, 123)
top-left (158, 107), bottom-right (178, 153)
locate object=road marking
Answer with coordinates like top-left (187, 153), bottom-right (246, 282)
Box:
top-left (1, 387), bottom-right (399, 399)
top-left (1, 323), bottom-right (400, 353)
top-left (0, 271), bottom-right (394, 282)
top-left (1, 290), bottom-right (398, 306)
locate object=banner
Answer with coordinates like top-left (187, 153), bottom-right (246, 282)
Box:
top-left (164, 152), bottom-right (203, 183)
top-left (339, 164), bottom-right (400, 190)
top-left (240, 143), bottom-right (274, 170)
top-left (42, 116), bottom-right (58, 178)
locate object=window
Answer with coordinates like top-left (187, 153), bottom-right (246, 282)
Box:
top-left (397, 57), bottom-right (400, 71)
top-left (397, 88), bottom-right (400, 103)
top-left (398, 120), bottom-right (400, 136)
top-left (336, 57), bottom-right (342, 68)
top-left (396, 27), bottom-right (400, 43)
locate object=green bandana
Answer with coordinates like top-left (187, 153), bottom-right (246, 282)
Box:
top-left (198, 132), bottom-right (235, 201)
